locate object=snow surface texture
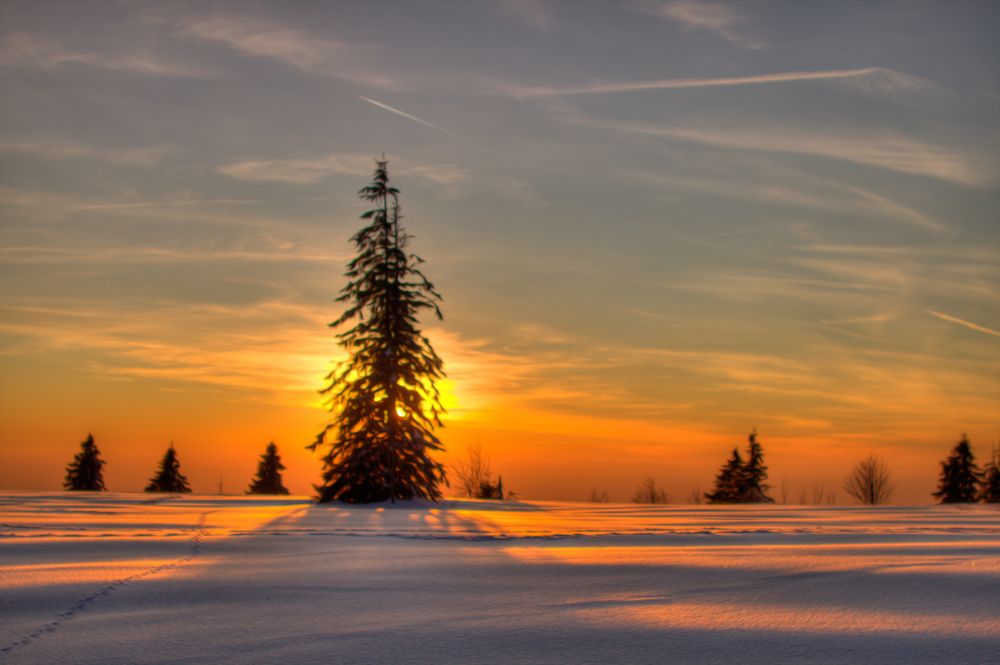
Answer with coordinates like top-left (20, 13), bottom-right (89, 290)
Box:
top-left (1, 493), bottom-right (998, 664)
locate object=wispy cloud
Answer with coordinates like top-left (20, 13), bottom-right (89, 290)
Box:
top-left (648, 1), bottom-right (764, 49)
top-left (0, 298), bottom-right (504, 417)
top-left (574, 117), bottom-right (995, 187)
top-left (218, 153), bottom-right (468, 186)
top-left (496, 0), bottom-right (556, 32)
top-left (395, 163), bottom-right (471, 186)
top-left (180, 15), bottom-right (399, 89)
top-left (0, 299), bottom-right (334, 399)
top-left (0, 185), bottom-right (329, 236)
top-left (67, 197), bottom-right (329, 211)
top-left (0, 244), bottom-right (348, 266)
top-left (0, 32), bottom-right (212, 78)
top-left (501, 67), bottom-right (931, 98)
top-left (358, 96), bottom-right (453, 135)
top-left (632, 169), bottom-right (945, 231)
top-left (784, 244), bottom-right (999, 302)
top-left (0, 137), bottom-right (172, 167)
top-left (484, 175), bottom-right (543, 206)
top-left (818, 313), bottom-right (896, 327)
top-left (663, 273), bottom-right (896, 311)
top-left (455, 324), bottom-right (997, 438)
top-left (926, 310), bottom-right (1000, 337)
top-left (217, 153), bottom-right (373, 184)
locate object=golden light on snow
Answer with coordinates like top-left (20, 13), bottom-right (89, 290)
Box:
top-left (577, 602), bottom-right (1000, 638)
top-left (501, 542), bottom-right (1000, 576)
top-left (0, 560), bottom-right (181, 588)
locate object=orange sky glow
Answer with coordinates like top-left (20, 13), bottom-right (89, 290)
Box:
top-left (1, 317), bottom-right (995, 503)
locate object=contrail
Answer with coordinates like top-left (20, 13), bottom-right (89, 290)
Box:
top-left (358, 96), bottom-right (452, 135)
top-left (926, 309), bottom-right (1000, 337)
top-left (504, 67), bottom-right (926, 98)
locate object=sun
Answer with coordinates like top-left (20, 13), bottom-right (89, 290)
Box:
top-left (435, 378), bottom-right (460, 414)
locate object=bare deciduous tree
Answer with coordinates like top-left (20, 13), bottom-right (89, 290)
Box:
top-left (632, 477), bottom-right (669, 504)
top-left (590, 488), bottom-right (610, 503)
top-left (778, 478), bottom-right (792, 504)
top-left (687, 487), bottom-right (703, 504)
top-left (779, 477), bottom-right (791, 504)
top-left (812, 482), bottom-right (826, 505)
top-left (453, 442), bottom-right (492, 498)
top-left (843, 454), bottom-right (894, 505)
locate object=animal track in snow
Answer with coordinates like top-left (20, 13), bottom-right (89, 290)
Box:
top-left (0, 511), bottom-right (213, 656)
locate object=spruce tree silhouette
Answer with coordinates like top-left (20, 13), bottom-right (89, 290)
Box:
top-left (310, 158), bottom-right (447, 503)
top-left (932, 434), bottom-right (980, 503)
top-left (705, 448), bottom-right (744, 503)
top-left (247, 442), bottom-right (290, 495)
top-left (63, 433), bottom-right (106, 491)
top-left (977, 443), bottom-right (999, 503)
top-left (741, 429), bottom-right (774, 503)
top-left (704, 431), bottom-right (774, 503)
top-left (145, 444), bottom-right (191, 493)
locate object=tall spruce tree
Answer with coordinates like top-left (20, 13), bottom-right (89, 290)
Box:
top-left (932, 434), bottom-right (980, 503)
top-left (309, 159), bottom-right (447, 503)
top-left (741, 429), bottom-right (774, 503)
top-left (978, 443), bottom-right (999, 503)
top-left (145, 444), bottom-right (192, 493)
top-left (705, 448), bottom-right (745, 503)
top-left (247, 442), bottom-right (289, 495)
top-left (63, 433), bottom-right (106, 491)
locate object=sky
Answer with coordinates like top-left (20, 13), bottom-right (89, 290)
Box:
top-left (0, 0), bottom-right (998, 503)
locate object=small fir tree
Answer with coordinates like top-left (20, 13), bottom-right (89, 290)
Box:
top-left (979, 443), bottom-right (999, 504)
top-left (932, 434), bottom-right (980, 503)
top-left (64, 433), bottom-right (106, 491)
top-left (145, 444), bottom-right (191, 493)
top-left (705, 448), bottom-right (745, 503)
top-left (309, 159), bottom-right (447, 503)
top-left (741, 429), bottom-right (774, 503)
top-left (247, 442), bottom-right (290, 495)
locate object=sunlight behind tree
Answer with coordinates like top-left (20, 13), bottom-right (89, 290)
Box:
top-left (310, 159), bottom-right (447, 503)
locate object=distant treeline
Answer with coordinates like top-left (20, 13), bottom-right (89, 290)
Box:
top-left (592, 431), bottom-right (1000, 506)
top-left (61, 431), bottom-right (1000, 504)
top-left (63, 435), bottom-right (289, 495)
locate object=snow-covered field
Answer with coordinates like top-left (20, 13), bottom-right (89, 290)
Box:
top-left (2, 494), bottom-right (998, 664)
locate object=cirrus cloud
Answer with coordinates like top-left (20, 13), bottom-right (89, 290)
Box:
top-left (500, 67), bottom-right (932, 98)
top-left (0, 32), bottom-right (213, 78)
top-left (218, 153), bottom-right (469, 186)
